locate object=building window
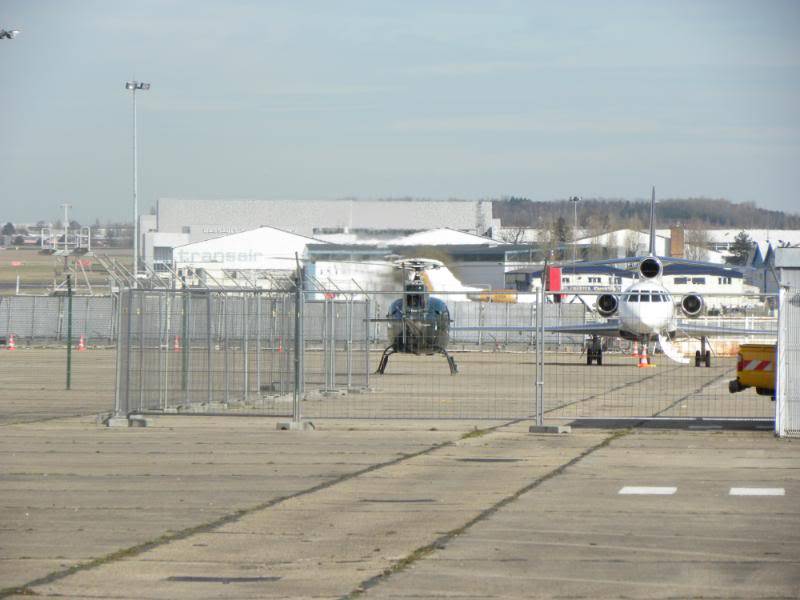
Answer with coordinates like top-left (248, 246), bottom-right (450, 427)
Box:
top-left (153, 246), bottom-right (173, 262)
top-left (181, 226), bottom-right (191, 234)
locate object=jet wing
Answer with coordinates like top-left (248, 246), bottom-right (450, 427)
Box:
top-left (451, 320), bottom-right (621, 336)
top-left (544, 320), bottom-right (621, 336)
top-left (675, 321), bottom-right (777, 338)
top-left (555, 255), bottom-right (732, 270)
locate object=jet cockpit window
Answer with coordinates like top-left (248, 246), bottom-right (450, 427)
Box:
top-left (640, 292), bottom-right (650, 302)
top-left (627, 293), bottom-right (638, 302)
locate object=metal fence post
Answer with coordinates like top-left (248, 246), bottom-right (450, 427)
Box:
top-left (292, 279), bottom-right (305, 423)
top-left (113, 290), bottom-right (125, 416)
top-left (223, 295), bottom-right (230, 404)
top-left (346, 298), bottom-right (353, 389)
top-left (65, 275), bottom-right (72, 390)
top-left (163, 291), bottom-right (172, 409)
top-left (535, 286), bottom-right (544, 427)
top-left (123, 290), bottom-right (134, 415)
top-left (206, 290), bottom-right (213, 404)
top-left (775, 286), bottom-right (786, 437)
top-left (158, 291), bottom-right (165, 410)
top-left (364, 295), bottom-right (371, 389)
top-left (243, 294), bottom-right (249, 402)
top-left (181, 289), bottom-right (189, 403)
top-left (31, 296), bottom-right (37, 343)
top-left (256, 292), bottom-right (262, 398)
top-left (138, 292), bottom-right (145, 410)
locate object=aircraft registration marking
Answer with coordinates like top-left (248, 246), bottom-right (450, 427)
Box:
top-left (618, 486), bottom-right (677, 495)
top-left (729, 487), bottom-right (785, 496)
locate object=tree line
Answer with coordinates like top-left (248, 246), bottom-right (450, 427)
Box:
top-left (493, 197), bottom-right (800, 229)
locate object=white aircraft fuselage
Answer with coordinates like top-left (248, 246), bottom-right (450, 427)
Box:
top-left (616, 280), bottom-right (676, 338)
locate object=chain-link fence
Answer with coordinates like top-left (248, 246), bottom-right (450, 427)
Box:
top-left (777, 287), bottom-right (800, 437)
top-left (113, 287), bottom-right (779, 423)
top-left (114, 289), bottom-right (564, 419)
top-left (0, 295), bottom-right (118, 345)
top-left (540, 291), bottom-right (777, 422)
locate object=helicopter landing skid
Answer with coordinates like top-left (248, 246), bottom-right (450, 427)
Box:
top-left (439, 347), bottom-right (459, 375)
top-left (376, 346), bottom-right (395, 375)
top-left (375, 346), bottom-right (459, 375)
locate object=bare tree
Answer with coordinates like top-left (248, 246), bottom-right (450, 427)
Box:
top-left (624, 230), bottom-right (642, 257)
top-left (685, 229), bottom-right (710, 261)
top-left (496, 227), bottom-right (529, 244)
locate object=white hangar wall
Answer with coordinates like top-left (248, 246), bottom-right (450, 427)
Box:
top-left (157, 198), bottom-right (494, 242)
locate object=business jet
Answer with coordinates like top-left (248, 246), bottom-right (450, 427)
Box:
top-left (550, 188), bottom-right (778, 366)
top-left (457, 188), bottom-right (775, 367)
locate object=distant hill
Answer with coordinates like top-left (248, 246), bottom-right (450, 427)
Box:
top-left (493, 197), bottom-right (800, 230)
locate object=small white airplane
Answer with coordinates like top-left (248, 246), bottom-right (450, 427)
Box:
top-left (0, 29), bottom-right (21, 39)
top-left (547, 187), bottom-right (778, 367)
top-left (456, 187), bottom-right (776, 366)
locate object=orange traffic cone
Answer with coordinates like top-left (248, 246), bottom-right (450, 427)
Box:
top-left (638, 345), bottom-right (655, 368)
top-left (173, 335), bottom-right (181, 353)
top-left (77, 335), bottom-right (86, 352)
top-left (631, 341), bottom-right (640, 358)
top-left (277, 336), bottom-right (283, 353)
top-left (7, 334), bottom-right (16, 351)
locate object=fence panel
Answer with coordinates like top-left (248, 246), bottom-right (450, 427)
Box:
top-left (117, 289), bottom-right (299, 416)
top-left (541, 291), bottom-right (777, 422)
top-left (777, 287), bottom-right (800, 437)
top-left (113, 287), bottom-right (778, 423)
top-left (0, 295), bottom-right (116, 344)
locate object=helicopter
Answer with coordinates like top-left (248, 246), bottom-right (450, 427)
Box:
top-left (374, 259), bottom-right (459, 375)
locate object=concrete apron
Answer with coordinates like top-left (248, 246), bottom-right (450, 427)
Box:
top-left (22, 428), bottom-right (611, 599)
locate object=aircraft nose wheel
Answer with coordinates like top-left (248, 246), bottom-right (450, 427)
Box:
top-left (586, 336), bottom-right (603, 366)
top-left (586, 349), bottom-right (603, 365)
top-left (694, 349), bottom-right (711, 367)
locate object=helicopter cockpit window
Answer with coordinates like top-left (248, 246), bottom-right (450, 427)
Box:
top-left (406, 293), bottom-right (424, 309)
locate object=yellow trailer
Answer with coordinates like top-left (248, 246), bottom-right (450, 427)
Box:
top-left (729, 343), bottom-right (776, 399)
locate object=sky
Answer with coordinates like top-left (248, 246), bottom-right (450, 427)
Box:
top-left (1, 0), bottom-right (799, 224)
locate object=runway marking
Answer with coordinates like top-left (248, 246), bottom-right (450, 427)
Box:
top-left (618, 486), bottom-right (677, 495)
top-left (729, 487), bottom-right (785, 496)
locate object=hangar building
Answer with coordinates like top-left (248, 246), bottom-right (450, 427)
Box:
top-left (143, 197), bottom-right (495, 271)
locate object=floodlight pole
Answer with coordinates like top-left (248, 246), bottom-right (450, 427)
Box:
top-left (125, 80), bottom-right (150, 288)
top-left (570, 196), bottom-right (580, 266)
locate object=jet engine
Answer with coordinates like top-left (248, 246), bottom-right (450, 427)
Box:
top-left (596, 293), bottom-right (618, 317)
top-left (639, 257), bottom-right (663, 279)
top-left (681, 293), bottom-right (704, 317)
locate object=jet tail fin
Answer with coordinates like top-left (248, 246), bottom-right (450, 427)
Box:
top-left (648, 186), bottom-right (656, 256)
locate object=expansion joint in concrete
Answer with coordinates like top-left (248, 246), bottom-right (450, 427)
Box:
top-left (343, 427), bottom-right (632, 599)
top-left (0, 419), bottom-right (522, 599)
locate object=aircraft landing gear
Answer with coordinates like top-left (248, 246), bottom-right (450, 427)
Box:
top-left (375, 346), bottom-right (459, 375)
top-left (586, 336), bottom-right (603, 366)
top-left (694, 337), bottom-right (711, 367)
top-left (376, 346), bottom-right (395, 375)
top-left (439, 347), bottom-right (459, 375)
